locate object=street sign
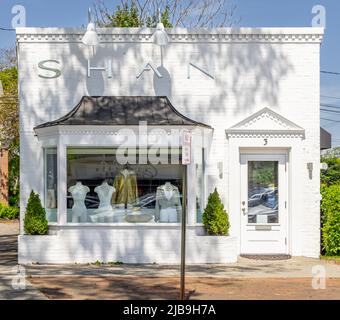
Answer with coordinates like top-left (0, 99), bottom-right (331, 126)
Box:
top-left (182, 130), bottom-right (191, 165)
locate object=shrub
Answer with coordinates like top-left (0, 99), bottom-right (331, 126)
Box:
top-left (202, 188), bottom-right (230, 235)
top-left (24, 191), bottom-right (48, 235)
top-left (0, 203), bottom-right (19, 219)
top-left (321, 157), bottom-right (340, 186)
top-left (321, 184), bottom-right (340, 256)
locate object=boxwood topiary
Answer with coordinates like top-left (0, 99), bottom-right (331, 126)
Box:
top-left (202, 188), bottom-right (230, 235)
top-left (24, 190), bottom-right (48, 235)
top-left (321, 184), bottom-right (340, 256)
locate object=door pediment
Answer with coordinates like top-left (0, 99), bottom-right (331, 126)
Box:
top-left (226, 107), bottom-right (305, 138)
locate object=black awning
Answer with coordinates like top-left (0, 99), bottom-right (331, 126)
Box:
top-left (34, 96), bottom-right (211, 129)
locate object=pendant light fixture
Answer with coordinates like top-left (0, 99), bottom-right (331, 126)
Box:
top-left (82, 8), bottom-right (100, 47)
top-left (152, 9), bottom-right (170, 46)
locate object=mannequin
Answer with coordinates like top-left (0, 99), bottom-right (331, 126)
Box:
top-left (68, 181), bottom-right (90, 222)
top-left (112, 166), bottom-right (138, 207)
top-left (92, 181), bottom-right (115, 221)
top-left (155, 182), bottom-right (182, 223)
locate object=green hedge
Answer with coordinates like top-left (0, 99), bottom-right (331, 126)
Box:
top-left (0, 203), bottom-right (19, 220)
top-left (321, 184), bottom-right (340, 256)
top-left (321, 157), bottom-right (340, 186)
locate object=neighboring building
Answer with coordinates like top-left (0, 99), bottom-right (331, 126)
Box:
top-left (320, 127), bottom-right (332, 150)
top-left (17, 27), bottom-right (324, 264)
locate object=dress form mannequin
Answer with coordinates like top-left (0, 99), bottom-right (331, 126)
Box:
top-left (155, 182), bottom-right (182, 223)
top-left (92, 181), bottom-right (115, 222)
top-left (163, 182), bottom-right (173, 201)
top-left (112, 167), bottom-right (138, 208)
top-left (68, 181), bottom-right (90, 223)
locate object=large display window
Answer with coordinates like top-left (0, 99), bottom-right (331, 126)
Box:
top-left (66, 148), bottom-right (184, 223)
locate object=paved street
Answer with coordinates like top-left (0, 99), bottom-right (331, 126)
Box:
top-left (0, 221), bottom-right (339, 300)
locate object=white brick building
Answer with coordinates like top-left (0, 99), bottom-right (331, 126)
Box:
top-left (17, 27), bottom-right (324, 264)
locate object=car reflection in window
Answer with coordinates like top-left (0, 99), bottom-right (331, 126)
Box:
top-left (248, 188), bottom-right (278, 224)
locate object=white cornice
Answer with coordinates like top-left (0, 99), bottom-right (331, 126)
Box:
top-left (34, 124), bottom-right (209, 138)
top-left (16, 27), bottom-right (324, 44)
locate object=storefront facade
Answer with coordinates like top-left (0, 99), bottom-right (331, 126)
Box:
top-left (17, 27), bottom-right (323, 264)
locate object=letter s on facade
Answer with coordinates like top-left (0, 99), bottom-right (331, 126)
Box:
top-left (38, 60), bottom-right (61, 79)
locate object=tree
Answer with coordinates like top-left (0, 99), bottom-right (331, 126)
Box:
top-left (0, 48), bottom-right (19, 205)
top-left (93, 0), bottom-right (239, 28)
top-left (0, 47), bottom-right (16, 71)
top-left (202, 188), bottom-right (230, 235)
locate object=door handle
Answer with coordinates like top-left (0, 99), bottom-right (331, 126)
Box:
top-left (241, 201), bottom-right (247, 215)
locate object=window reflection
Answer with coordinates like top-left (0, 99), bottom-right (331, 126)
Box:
top-left (248, 161), bottom-right (279, 224)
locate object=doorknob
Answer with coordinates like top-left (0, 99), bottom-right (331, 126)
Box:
top-left (241, 201), bottom-right (247, 215)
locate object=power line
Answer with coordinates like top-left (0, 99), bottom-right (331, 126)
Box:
top-left (321, 118), bottom-right (340, 122)
top-left (321, 103), bottom-right (340, 109)
top-left (0, 27), bottom-right (15, 31)
top-left (321, 108), bottom-right (340, 114)
top-left (321, 70), bottom-right (340, 75)
top-left (321, 95), bottom-right (340, 100)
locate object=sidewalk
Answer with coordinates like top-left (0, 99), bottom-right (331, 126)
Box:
top-left (25, 256), bottom-right (340, 279)
top-left (0, 222), bottom-right (47, 300)
top-left (26, 255), bottom-right (340, 299)
top-left (1, 221), bottom-right (340, 300)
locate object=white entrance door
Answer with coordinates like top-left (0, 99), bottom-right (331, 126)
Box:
top-left (240, 154), bottom-right (288, 254)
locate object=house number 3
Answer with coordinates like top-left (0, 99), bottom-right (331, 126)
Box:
top-left (264, 138), bottom-right (268, 146)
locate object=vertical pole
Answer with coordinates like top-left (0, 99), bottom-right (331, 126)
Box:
top-left (180, 165), bottom-right (187, 300)
top-left (0, 147), bottom-right (9, 205)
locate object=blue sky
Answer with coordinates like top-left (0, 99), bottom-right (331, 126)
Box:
top-left (1, 0), bottom-right (340, 145)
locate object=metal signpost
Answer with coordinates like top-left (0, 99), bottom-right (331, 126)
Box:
top-left (180, 130), bottom-right (191, 300)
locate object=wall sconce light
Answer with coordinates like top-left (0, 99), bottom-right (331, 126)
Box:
top-left (307, 162), bottom-right (313, 180)
top-left (218, 162), bottom-right (223, 179)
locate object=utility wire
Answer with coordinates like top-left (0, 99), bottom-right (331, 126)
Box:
top-left (0, 27), bottom-right (15, 31)
top-left (321, 95), bottom-right (340, 100)
top-left (321, 118), bottom-right (340, 122)
top-left (321, 70), bottom-right (340, 75)
top-left (321, 108), bottom-right (340, 114)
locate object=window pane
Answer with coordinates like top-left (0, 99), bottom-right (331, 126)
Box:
top-left (66, 148), bottom-right (184, 223)
top-left (248, 161), bottom-right (278, 224)
top-left (45, 148), bottom-right (57, 222)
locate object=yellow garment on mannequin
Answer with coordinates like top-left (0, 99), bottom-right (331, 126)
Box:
top-left (112, 170), bottom-right (138, 205)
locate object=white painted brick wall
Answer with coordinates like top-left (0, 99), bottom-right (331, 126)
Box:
top-left (17, 28), bottom-right (323, 261)
top-left (18, 226), bottom-right (238, 264)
